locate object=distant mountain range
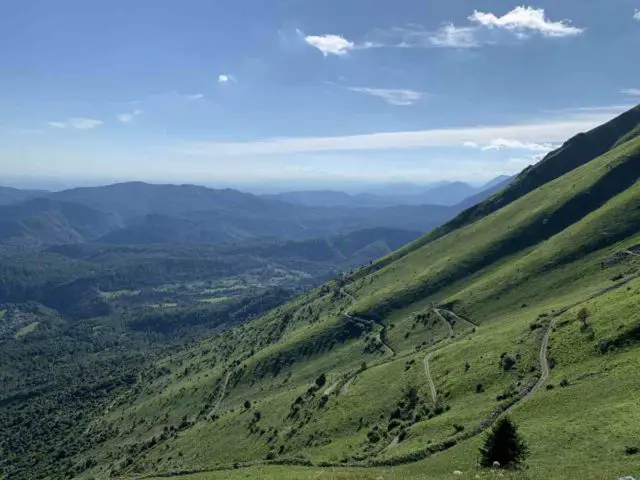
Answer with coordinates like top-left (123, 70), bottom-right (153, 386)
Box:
top-left (0, 186), bottom-right (48, 206)
top-left (265, 176), bottom-right (513, 208)
top-left (0, 176), bottom-right (514, 251)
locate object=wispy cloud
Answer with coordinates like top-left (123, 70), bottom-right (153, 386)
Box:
top-left (304, 34), bottom-right (355, 56)
top-left (634, 10), bottom-right (640, 20)
top-left (184, 106), bottom-right (626, 156)
top-left (621, 88), bottom-right (640, 96)
top-left (469, 6), bottom-right (584, 38)
top-left (48, 118), bottom-right (103, 130)
top-left (428, 24), bottom-right (480, 48)
top-left (347, 87), bottom-right (423, 106)
top-left (475, 138), bottom-right (556, 152)
top-left (186, 93), bottom-right (205, 101)
top-left (117, 110), bottom-right (142, 123)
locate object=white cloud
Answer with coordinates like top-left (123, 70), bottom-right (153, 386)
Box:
top-left (621, 88), bottom-right (640, 96)
top-left (184, 106), bottom-right (626, 156)
top-left (218, 73), bottom-right (234, 84)
top-left (429, 24), bottom-right (479, 48)
top-left (304, 34), bottom-right (355, 56)
top-left (186, 93), bottom-right (205, 101)
top-left (635, 10), bottom-right (640, 20)
top-left (508, 152), bottom-right (547, 166)
top-left (469, 6), bottom-right (584, 37)
top-left (48, 118), bottom-right (103, 130)
top-left (117, 110), bottom-right (142, 123)
top-left (463, 141), bottom-right (479, 148)
top-left (348, 87), bottom-right (423, 106)
top-left (300, 8), bottom-right (580, 56)
top-left (480, 138), bottom-right (556, 152)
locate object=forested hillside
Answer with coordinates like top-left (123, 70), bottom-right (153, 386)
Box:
top-left (3, 106), bottom-right (636, 480)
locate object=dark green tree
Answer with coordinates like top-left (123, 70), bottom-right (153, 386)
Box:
top-left (480, 417), bottom-right (528, 468)
top-left (315, 373), bottom-right (327, 388)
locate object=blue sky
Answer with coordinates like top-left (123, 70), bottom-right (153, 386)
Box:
top-left (1, 0), bottom-right (640, 190)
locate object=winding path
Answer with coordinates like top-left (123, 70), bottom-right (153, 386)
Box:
top-left (340, 289), bottom-right (395, 356)
top-left (422, 308), bottom-right (459, 404)
top-left (432, 309), bottom-right (455, 338)
top-left (151, 259), bottom-right (640, 476)
top-left (529, 317), bottom-right (555, 397)
top-left (423, 352), bottom-right (438, 404)
top-left (435, 308), bottom-right (479, 329)
top-left (206, 370), bottom-right (232, 419)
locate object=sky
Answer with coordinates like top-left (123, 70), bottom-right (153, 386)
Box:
top-left (1, 0), bottom-right (640, 191)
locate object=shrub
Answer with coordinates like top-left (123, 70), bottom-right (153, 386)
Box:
top-left (577, 308), bottom-right (589, 328)
top-left (476, 383), bottom-right (485, 393)
top-left (560, 379), bottom-right (570, 387)
top-left (244, 400), bottom-right (251, 409)
top-left (480, 417), bottom-right (528, 469)
top-left (315, 374), bottom-right (327, 388)
top-left (502, 355), bottom-right (517, 371)
top-left (388, 420), bottom-right (402, 431)
top-left (367, 428), bottom-right (381, 443)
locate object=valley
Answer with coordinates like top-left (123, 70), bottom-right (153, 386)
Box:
top-left (1, 105), bottom-right (640, 480)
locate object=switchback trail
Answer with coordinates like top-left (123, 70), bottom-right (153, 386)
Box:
top-left (423, 308), bottom-right (458, 404)
top-left (206, 370), bottom-right (232, 419)
top-left (435, 308), bottom-right (479, 329)
top-left (423, 352), bottom-right (438, 405)
top-left (152, 268), bottom-right (640, 476)
top-left (432, 309), bottom-right (455, 338)
top-left (340, 289), bottom-right (395, 356)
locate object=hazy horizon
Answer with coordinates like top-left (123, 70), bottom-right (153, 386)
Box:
top-left (0, 174), bottom-right (511, 195)
top-left (2, 1), bottom-right (639, 187)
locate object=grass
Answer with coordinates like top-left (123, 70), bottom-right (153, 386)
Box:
top-left (74, 123), bottom-right (640, 479)
top-left (13, 321), bottom-right (39, 338)
top-left (197, 296), bottom-right (233, 304)
top-left (99, 289), bottom-right (141, 299)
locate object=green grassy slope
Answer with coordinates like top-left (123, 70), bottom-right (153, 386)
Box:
top-left (23, 107), bottom-right (640, 480)
top-left (356, 104), bottom-right (640, 277)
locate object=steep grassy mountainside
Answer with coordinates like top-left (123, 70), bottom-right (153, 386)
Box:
top-left (455, 175), bottom-right (514, 211)
top-left (362, 105), bottom-right (640, 274)
top-left (3, 106), bottom-right (640, 480)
